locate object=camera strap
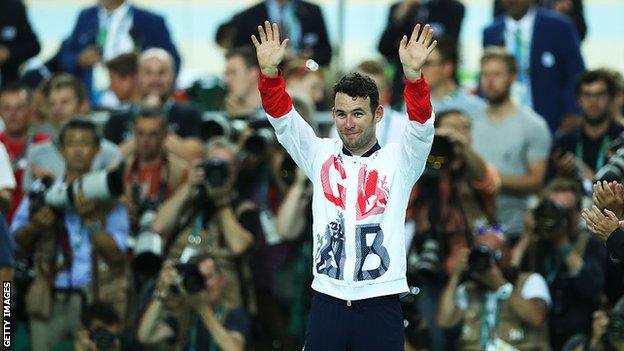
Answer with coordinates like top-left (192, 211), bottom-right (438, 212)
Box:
top-left (575, 134), bottom-right (610, 171)
top-left (480, 292), bottom-right (499, 350)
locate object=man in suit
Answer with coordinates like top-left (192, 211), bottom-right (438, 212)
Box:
top-left (0, 0), bottom-right (40, 88)
top-left (483, 0), bottom-right (585, 133)
top-left (378, 0), bottom-right (465, 108)
top-left (228, 0), bottom-right (332, 66)
top-left (60, 0), bottom-right (180, 106)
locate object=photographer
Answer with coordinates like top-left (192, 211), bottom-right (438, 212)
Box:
top-left (137, 256), bottom-right (250, 351)
top-left (10, 118), bottom-right (129, 351)
top-left (152, 137), bottom-right (256, 311)
top-left (437, 228), bottom-right (551, 350)
top-left (585, 297), bottom-right (624, 351)
top-left (74, 301), bottom-right (122, 351)
top-left (514, 178), bottom-right (606, 350)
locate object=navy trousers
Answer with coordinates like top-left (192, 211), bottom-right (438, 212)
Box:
top-left (303, 292), bottom-right (405, 351)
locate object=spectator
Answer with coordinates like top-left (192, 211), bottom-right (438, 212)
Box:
top-left (74, 302), bottom-right (123, 351)
top-left (494, 0), bottom-right (587, 41)
top-left (437, 229), bottom-right (551, 350)
top-left (60, 0), bottom-right (180, 106)
top-left (284, 59), bottom-right (324, 106)
top-left (421, 37), bottom-right (486, 121)
top-left (406, 109), bottom-right (499, 350)
top-left (137, 256), bottom-right (251, 350)
top-left (22, 74), bottom-right (121, 190)
top-left (472, 47), bottom-right (551, 237)
top-left (549, 70), bottom-right (623, 184)
top-left (224, 47), bottom-right (262, 118)
top-left (379, 0), bottom-right (465, 108)
top-left (0, 84), bottom-right (51, 222)
top-left (103, 52), bottom-right (140, 110)
top-left (229, 0), bottom-right (332, 66)
top-left (587, 297), bottom-right (624, 351)
top-left (11, 118), bottom-right (129, 351)
top-left (153, 137), bottom-right (257, 311)
top-left (597, 67), bottom-right (624, 127)
top-left (0, 143), bottom-right (15, 285)
top-left (103, 48), bottom-right (204, 161)
top-left (0, 0), bottom-right (40, 88)
top-left (484, 0), bottom-right (585, 133)
top-left (513, 178), bottom-right (606, 350)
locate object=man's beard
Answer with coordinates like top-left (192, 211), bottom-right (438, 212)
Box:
top-left (486, 88), bottom-right (510, 106)
top-left (341, 127), bottom-right (375, 152)
top-left (584, 111), bottom-right (610, 126)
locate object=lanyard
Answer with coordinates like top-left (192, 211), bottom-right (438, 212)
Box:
top-left (188, 306), bottom-right (223, 351)
top-left (575, 134), bottom-right (610, 171)
top-left (97, 7), bottom-right (133, 53)
top-left (480, 293), bottom-right (499, 350)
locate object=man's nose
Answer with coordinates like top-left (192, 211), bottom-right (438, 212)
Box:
top-left (344, 115), bottom-right (354, 129)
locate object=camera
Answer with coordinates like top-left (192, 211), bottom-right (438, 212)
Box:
top-left (424, 134), bottom-right (456, 176)
top-left (199, 158), bottom-right (230, 188)
top-left (89, 326), bottom-right (118, 351)
top-left (170, 263), bottom-right (205, 295)
top-left (533, 199), bottom-right (570, 235)
top-left (132, 202), bottom-right (163, 277)
top-left (279, 155), bottom-right (298, 186)
top-left (29, 168), bottom-right (124, 211)
top-left (201, 113), bottom-right (231, 141)
top-left (243, 120), bottom-right (275, 155)
top-left (607, 312), bottom-right (624, 345)
top-left (469, 245), bottom-right (501, 272)
top-left (595, 147), bottom-right (624, 182)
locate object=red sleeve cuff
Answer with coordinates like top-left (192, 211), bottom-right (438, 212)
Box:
top-left (403, 74), bottom-right (433, 124)
top-left (258, 70), bottom-right (293, 118)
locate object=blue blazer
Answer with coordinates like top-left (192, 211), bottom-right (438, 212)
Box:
top-left (483, 9), bottom-right (585, 132)
top-left (60, 5), bottom-right (181, 102)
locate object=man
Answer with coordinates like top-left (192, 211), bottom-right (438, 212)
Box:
top-left (284, 59), bottom-right (324, 106)
top-left (224, 46), bottom-right (263, 118)
top-left (229, 0), bottom-right (332, 66)
top-left (550, 70), bottom-right (623, 185)
top-left (0, 84), bottom-right (51, 222)
top-left (252, 21), bottom-right (435, 349)
top-left (23, 74), bottom-right (121, 190)
top-left (329, 59), bottom-right (408, 146)
top-left (513, 179), bottom-right (606, 350)
top-left (137, 255), bottom-right (251, 350)
top-left (0, 144), bottom-right (16, 285)
top-left (102, 52), bottom-right (140, 110)
top-left (103, 48), bottom-right (203, 161)
top-left (11, 119), bottom-right (129, 351)
top-left (421, 37), bottom-right (486, 121)
top-left (121, 107), bottom-right (189, 233)
top-left (437, 229), bottom-right (551, 350)
top-left (60, 0), bottom-right (180, 105)
top-left (484, 0), bottom-right (585, 132)
top-left (0, 0), bottom-right (40, 88)
top-left (472, 47), bottom-right (551, 237)
top-left (378, 0), bottom-right (465, 108)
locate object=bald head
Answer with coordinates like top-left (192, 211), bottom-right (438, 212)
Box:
top-left (138, 48), bottom-right (176, 102)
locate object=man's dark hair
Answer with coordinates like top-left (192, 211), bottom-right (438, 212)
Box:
top-left (333, 72), bottom-right (379, 113)
top-left (435, 36), bottom-right (459, 83)
top-left (541, 177), bottom-right (583, 211)
top-left (433, 109), bottom-right (468, 128)
top-left (0, 83), bottom-right (31, 104)
top-left (575, 69), bottom-right (618, 98)
top-left (136, 106), bottom-right (165, 122)
top-left (58, 118), bottom-right (100, 146)
top-left (47, 73), bottom-right (88, 104)
top-left (106, 52), bottom-right (139, 77)
top-left (225, 46), bottom-right (258, 69)
top-left (81, 301), bottom-right (120, 329)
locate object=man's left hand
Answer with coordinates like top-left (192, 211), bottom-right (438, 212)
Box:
top-left (398, 23), bottom-right (437, 81)
top-left (75, 192), bottom-right (107, 223)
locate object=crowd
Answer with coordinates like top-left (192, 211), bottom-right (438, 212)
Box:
top-left (1, 0), bottom-right (624, 350)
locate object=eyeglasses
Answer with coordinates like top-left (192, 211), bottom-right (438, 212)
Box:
top-left (579, 90), bottom-right (610, 100)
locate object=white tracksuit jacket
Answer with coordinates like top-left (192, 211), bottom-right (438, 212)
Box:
top-left (259, 73), bottom-right (435, 301)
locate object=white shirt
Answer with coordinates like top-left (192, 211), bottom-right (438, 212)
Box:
top-left (504, 7), bottom-right (537, 107)
top-left (0, 143), bottom-right (16, 190)
top-left (98, 1), bottom-right (134, 61)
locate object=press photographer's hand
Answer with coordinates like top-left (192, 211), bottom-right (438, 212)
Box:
top-left (75, 192), bottom-right (106, 223)
top-left (30, 206), bottom-right (57, 230)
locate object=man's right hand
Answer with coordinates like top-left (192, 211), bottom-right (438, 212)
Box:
top-left (593, 180), bottom-right (624, 218)
top-left (251, 21), bottom-right (289, 77)
top-left (31, 206), bottom-right (56, 230)
top-left (77, 46), bottom-right (101, 67)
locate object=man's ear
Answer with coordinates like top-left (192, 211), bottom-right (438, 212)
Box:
top-left (374, 105), bottom-right (384, 123)
top-left (331, 106), bottom-right (336, 121)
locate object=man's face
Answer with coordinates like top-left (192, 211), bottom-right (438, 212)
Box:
top-left (438, 112), bottom-right (471, 144)
top-left (98, 0), bottom-right (124, 9)
top-left (61, 129), bottom-right (99, 174)
top-left (198, 259), bottom-right (224, 303)
top-left (133, 117), bottom-right (166, 162)
top-left (500, 0), bottom-right (532, 19)
top-left (547, 191), bottom-right (578, 238)
top-left (224, 56), bottom-right (258, 100)
top-left (49, 87), bottom-right (83, 124)
top-left (333, 93), bottom-right (381, 153)
top-left (579, 81), bottom-right (612, 125)
top-left (422, 49), bottom-right (450, 88)
top-left (109, 71), bottom-right (136, 102)
top-left (138, 57), bottom-right (174, 101)
top-left (288, 73), bottom-right (324, 104)
top-left (480, 59), bottom-right (515, 106)
top-left (0, 91), bottom-right (30, 137)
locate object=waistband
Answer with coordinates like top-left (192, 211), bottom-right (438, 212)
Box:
top-left (314, 291), bottom-right (399, 307)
